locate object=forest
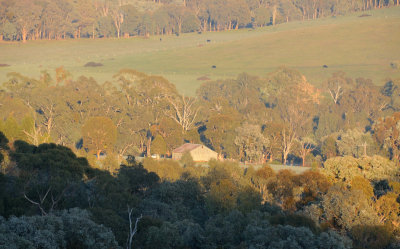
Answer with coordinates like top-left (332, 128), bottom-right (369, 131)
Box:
top-left (0, 0), bottom-right (399, 42)
top-left (0, 65), bottom-right (400, 248)
top-left (1, 0), bottom-right (400, 248)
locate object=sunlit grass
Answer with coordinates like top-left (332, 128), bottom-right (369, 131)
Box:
top-left (0, 7), bottom-right (399, 95)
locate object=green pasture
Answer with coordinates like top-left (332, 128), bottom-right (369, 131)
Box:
top-left (0, 7), bottom-right (399, 95)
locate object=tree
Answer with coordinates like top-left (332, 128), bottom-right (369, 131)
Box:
top-left (336, 128), bottom-right (374, 158)
top-left (0, 116), bottom-right (23, 143)
top-left (321, 135), bottom-right (338, 160)
top-left (180, 151), bottom-right (195, 167)
top-left (97, 16), bottom-right (115, 38)
top-left (305, 184), bottom-right (380, 231)
top-left (120, 4), bottom-right (140, 36)
top-left (72, 0), bottom-right (98, 38)
top-left (0, 132), bottom-right (8, 166)
top-left (269, 68), bottom-right (320, 164)
top-left (166, 95), bottom-right (200, 133)
top-left (296, 136), bottom-right (317, 166)
top-left (381, 78), bottom-right (400, 111)
top-left (157, 117), bottom-right (184, 154)
top-left (9, 0), bottom-right (42, 42)
top-left (350, 225), bottom-right (393, 249)
top-left (325, 71), bottom-right (354, 105)
top-left (127, 209), bottom-right (142, 249)
top-left (151, 135), bottom-right (167, 157)
top-left (262, 122), bottom-right (283, 162)
top-left (0, 208), bottom-right (120, 249)
top-left (322, 156), bottom-right (399, 184)
top-left (248, 165), bottom-right (275, 204)
top-left (203, 113), bottom-right (240, 158)
top-left (267, 169), bottom-right (301, 210)
top-left (340, 77), bottom-right (388, 122)
top-left (110, 4), bottom-right (124, 38)
top-left (12, 142), bottom-right (90, 215)
top-left (374, 112), bottom-right (400, 164)
top-left (235, 123), bottom-right (269, 163)
top-left (82, 116), bottom-right (117, 159)
top-left (296, 171), bottom-right (331, 208)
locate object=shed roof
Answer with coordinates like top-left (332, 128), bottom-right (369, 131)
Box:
top-left (172, 143), bottom-right (202, 153)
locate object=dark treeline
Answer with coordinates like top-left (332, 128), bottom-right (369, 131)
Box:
top-left (1, 135), bottom-right (399, 249)
top-left (0, 0), bottom-right (399, 42)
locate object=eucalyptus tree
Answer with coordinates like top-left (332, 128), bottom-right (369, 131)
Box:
top-left (265, 67), bottom-right (320, 164)
top-left (82, 116), bottom-right (117, 159)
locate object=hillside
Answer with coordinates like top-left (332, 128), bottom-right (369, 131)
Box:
top-left (0, 6), bottom-right (399, 95)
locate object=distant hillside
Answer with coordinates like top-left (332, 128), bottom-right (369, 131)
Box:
top-left (2, 0), bottom-right (397, 42)
top-left (0, 6), bottom-right (399, 95)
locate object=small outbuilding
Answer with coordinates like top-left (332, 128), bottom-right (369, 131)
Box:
top-left (172, 143), bottom-right (218, 162)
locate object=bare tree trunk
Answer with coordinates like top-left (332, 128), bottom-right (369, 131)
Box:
top-left (272, 5), bottom-right (277, 25)
top-left (22, 26), bottom-right (27, 43)
top-left (146, 136), bottom-right (151, 157)
top-left (127, 207), bottom-right (142, 249)
top-left (166, 96), bottom-right (200, 132)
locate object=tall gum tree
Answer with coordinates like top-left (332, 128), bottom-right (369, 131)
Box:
top-left (267, 68), bottom-right (320, 164)
top-left (82, 116), bottom-right (117, 159)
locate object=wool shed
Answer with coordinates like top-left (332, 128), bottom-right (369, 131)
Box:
top-left (172, 143), bottom-right (218, 162)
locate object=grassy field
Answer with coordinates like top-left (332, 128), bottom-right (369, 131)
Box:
top-left (0, 7), bottom-right (399, 96)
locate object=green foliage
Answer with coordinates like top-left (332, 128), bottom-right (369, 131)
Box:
top-left (235, 123), bottom-right (269, 163)
top-left (243, 221), bottom-right (352, 249)
top-left (321, 135), bottom-right (338, 160)
top-left (142, 158), bottom-right (183, 181)
top-left (0, 116), bottom-right (22, 143)
top-left (236, 187), bottom-right (262, 213)
top-left (60, 208), bottom-right (120, 249)
top-left (0, 137), bottom-right (372, 248)
top-left (82, 116), bottom-right (117, 159)
top-left (180, 151), bottom-right (195, 168)
top-left (350, 176), bottom-right (374, 198)
top-left (96, 16), bottom-right (115, 38)
top-left (184, 129), bottom-right (201, 144)
top-left (151, 135), bottom-right (167, 156)
top-left (102, 152), bottom-right (119, 172)
top-left (374, 112), bottom-right (400, 163)
top-left (0, 132), bottom-right (8, 165)
top-left (305, 184), bottom-right (380, 231)
top-left (11, 141), bottom-right (91, 215)
top-left (336, 128), bottom-right (374, 158)
top-left (322, 156), bottom-right (399, 184)
top-left (269, 214), bottom-right (319, 234)
top-left (350, 225), bottom-right (393, 249)
top-left (0, 208), bottom-right (120, 249)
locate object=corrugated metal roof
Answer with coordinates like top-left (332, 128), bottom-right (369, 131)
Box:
top-left (172, 143), bottom-right (202, 153)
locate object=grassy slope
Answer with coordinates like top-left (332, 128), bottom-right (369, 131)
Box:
top-left (0, 7), bottom-right (399, 95)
